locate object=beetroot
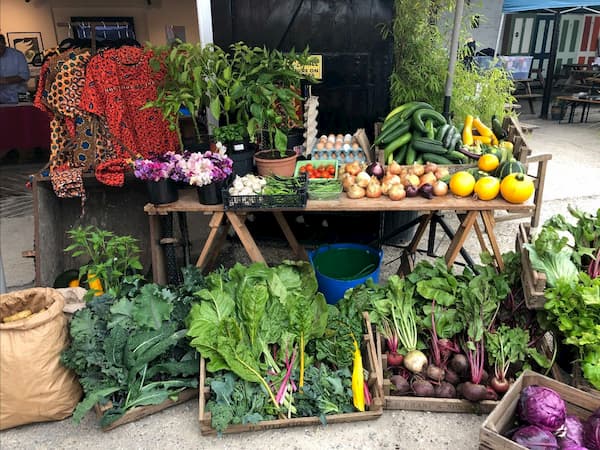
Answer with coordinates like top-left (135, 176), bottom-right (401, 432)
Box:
top-left (387, 351), bottom-right (404, 368)
top-left (449, 353), bottom-right (469, 377)
top-left (390, 375), bottom-right (410, 394)
top-left (426, 364), bottom-right (445, 382)
top-left (412, 379), bottom-right (435, 397)
top-left (461, 382), bottom-right (489, 402)
top-left (434, 382), bottom-right (457, 398)
top-left (490, 376), bottom-right (510, 394)
top-left (444, 369), bottom-right (460, 385)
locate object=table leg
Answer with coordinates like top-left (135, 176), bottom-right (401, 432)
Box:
top-left (196, 211), bottom-right (226, 270)
top-left (407, 212), bottom-right (434, 253)
top-left (444, 211), bottom-right (478, 268)
top-left (149, 214), bottom-right (167, 285)
top-left (226, 212), bottom-right (267, 263)
top-left (473, 220), bottom-right (490, 255)
top-left (204, 220), bottom-right (231, 271)
top-left (273, 211), bottom-right (308, 261)
top-left (480, 210), bottom-right (505, 271)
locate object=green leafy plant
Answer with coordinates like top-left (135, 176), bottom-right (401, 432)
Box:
top-left (65, 226), bottom-right (144, 300)
top-left (61, 269), bottom-right (203, 428)
top-left (212, 123), bottom-right (247, 143)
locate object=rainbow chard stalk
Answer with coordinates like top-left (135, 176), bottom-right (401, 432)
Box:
top-left (588, 248), bottom-right (600, 278)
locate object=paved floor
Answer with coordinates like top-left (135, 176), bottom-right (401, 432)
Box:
top-left (0, 105), bottom-right (599, 449)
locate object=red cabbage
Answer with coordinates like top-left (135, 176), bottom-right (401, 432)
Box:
top-left (560, 445), bottom-right (589, 450)
top-left (512, 425), bottom-right (559, 449)
top-left (559, 415), bottom-right (585, 448)
top-left (584, 410), bottom-right (600, 450)
top-left (519, 385), bottom-right (567, 432)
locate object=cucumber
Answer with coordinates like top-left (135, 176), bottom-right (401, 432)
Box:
top-left (383, 132), bottom-right (412, 163)
top-left (375, 119), bottom-right (409, 145)
top-left (379, 122), bottom-right (410, 145)
top-left (449, 131), bottom-right (461, 151)
top-left (435, 124), bottom-right (450, 142)
top-left (425, 119), bottom-right (435, 139)
top-left (399, 102), bottom-right (434, 121)
top-left (411, 109), bottom-right (447, 133)
top-left (405, 144), bottom-right (417, 165)
top-left (412, 137), bottom-right (447, 155)
top-left (414, 156), bottom-right (424, 165)
top-left (420, 153), bottom-right (453, 165)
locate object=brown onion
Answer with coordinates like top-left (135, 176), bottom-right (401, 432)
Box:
top-left (388, 160), bottom-right (402, 175)
top-left (366, 179), bottom-right (383, 198)
top-left (419, 172), bottom-right (437, 187)
top-left (342, 173), bottom-right (356, 191)
top-left (434, 167), bottom-right (450, 180)
top-left (345, 161), bottom-right (362, 176)
top-left (347, 184), bottom-right (366, 199)
top-left (424, 161), bottom-right (438, 174)
top-left (388, 184), bottom-right (406, 201)
top-left (404, 174), bottom-right (420, 188)
top-left (355, 171), bottom-right (370, 188)
top-left (410, 163), bottom-right (425, 177)
top-left (432, 180), bottom-right (448, 196)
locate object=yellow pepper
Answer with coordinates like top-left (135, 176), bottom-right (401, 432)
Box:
top-left (462, 115), bottom-right (474, 146)
top-left (351, 338), bottom-right (365, 412)
top-left (88, 272), bottom-right (104, 296)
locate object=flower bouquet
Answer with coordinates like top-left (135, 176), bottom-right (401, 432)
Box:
top-left (133, 152), bottom-right (187, 204)
top-left (185, 148), bottom-right (233, 204)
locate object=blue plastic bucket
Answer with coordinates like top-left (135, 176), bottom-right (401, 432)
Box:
top-left (308, 243), bottom-right (383, 305)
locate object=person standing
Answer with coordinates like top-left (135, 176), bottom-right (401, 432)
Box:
top-left (0, 34), bottom-right (30, 104)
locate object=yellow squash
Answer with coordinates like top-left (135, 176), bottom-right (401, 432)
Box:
top-left (500, 173), bottom-right (534, 204)
top-left (351, 339), bottom-right (365, 412)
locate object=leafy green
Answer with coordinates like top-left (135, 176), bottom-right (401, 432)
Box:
top-left (524, 227), bottom-right (578, 287)
top-left (582, 346), bottom-right (600, 390)
top-left (61, 267), bottom-right (203, 426)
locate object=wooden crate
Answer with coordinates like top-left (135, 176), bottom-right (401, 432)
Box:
top-left (198, 313), bottom-right (384, 435)
top-left (516, 223), bottom-right (547, 309)
top-left (94, 387), bottom-right (199, 431)
top-left (479, 370), bottom-right (600, 449)
top-left (378, 335), bottom-right (498, 413)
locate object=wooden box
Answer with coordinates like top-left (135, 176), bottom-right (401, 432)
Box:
top-left (94, 387), bottom-right (199, 431)
top-left (198, 313), bottom-right (384, 435)
top-left (479, 370), bottom-right (600, 449)
top-left (378, 335), bottom-right (498, 414)
top-left (516, 223), bottom-right (547, 309)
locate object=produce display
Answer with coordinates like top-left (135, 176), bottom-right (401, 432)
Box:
top-left (524, 207), bottom-right (600, 390)
top-left (337, 254), bottom-right (551, 403)
top-left (508, 385), bottom-right (599, 449)
top-left (186, 261), bottom-right (376, 432)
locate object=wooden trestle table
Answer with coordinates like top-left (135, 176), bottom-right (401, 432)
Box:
top-left (144, 189), bottom-right (533, 285)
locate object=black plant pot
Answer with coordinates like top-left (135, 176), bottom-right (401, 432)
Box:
top-left (197, 180), bottom-right (224, 205)
top-left (147, 179), bottom-right (178, 205)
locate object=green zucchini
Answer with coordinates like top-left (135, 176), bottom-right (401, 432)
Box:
top-left (411, 109), bottom-right (447, 133)
top-left (383, 132), bottom-right (412, 163)
top-left (442, 126), bottom-right (457, 148)
top-left (412, 137), bottom-right (448, 155)
top-left (446, 150), bottom-right (469, 163)
top-left (420, 153), bottom-right (453, 165)
top-left (435, 124), bottom-right (450, 142)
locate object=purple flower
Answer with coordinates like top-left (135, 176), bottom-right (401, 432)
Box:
top-left (133, 151), bottom-right (189, 183)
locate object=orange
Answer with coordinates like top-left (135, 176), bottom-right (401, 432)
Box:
top-left (449, 171), bottom-right (476, 197)
top-left (477, 154), bottom-right (500, 173)
top-left (474, 176), bottom-right (500, 201)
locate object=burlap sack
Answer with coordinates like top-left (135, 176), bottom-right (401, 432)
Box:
top-left (0, 288), bottom-right (82, 430)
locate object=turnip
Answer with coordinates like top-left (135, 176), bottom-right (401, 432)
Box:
top-left (390, 374), bottom-right (410, 394)
top-left (445, 369), bottom-right (460, 385)
top-left (450, 353), bottom-right (469, 377)
top-left (412, 379), bottom-right (435, 397)
top-left (461, 382), bottom-right (489, 402)
top-left (434, 382), bottom-right (457, 398)
top-left (403, 349), bottom-right (428, 373)
top-left (426, 364), bottom-right (445, 382)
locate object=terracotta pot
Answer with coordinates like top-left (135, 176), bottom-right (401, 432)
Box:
top-left (254, 150), bottom-right (298, 177)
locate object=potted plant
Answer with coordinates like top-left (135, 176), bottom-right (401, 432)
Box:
top-left (133, 152), bottom-right (187, 204)
top-left (145, 42), bottom-right (212, 150)
top-left (185, 147), bottom-right (233, 204)
top-left (244, 46), bottom-right (314, 176)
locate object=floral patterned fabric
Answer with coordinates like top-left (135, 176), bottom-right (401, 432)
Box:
top-left (80, 46), bottom-right (177, 159)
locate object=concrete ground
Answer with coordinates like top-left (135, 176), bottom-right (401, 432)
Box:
top-left (0, 103), bottom-right (599, 449)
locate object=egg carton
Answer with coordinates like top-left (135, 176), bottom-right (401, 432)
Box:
top-left (311, 148), bottom-right (367, 163)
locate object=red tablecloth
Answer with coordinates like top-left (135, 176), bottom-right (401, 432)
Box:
top-left (0, 104), bottom-right (51, 158)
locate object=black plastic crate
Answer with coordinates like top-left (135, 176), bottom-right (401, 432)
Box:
top-left (222, 173), bottom-right (308, 210)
